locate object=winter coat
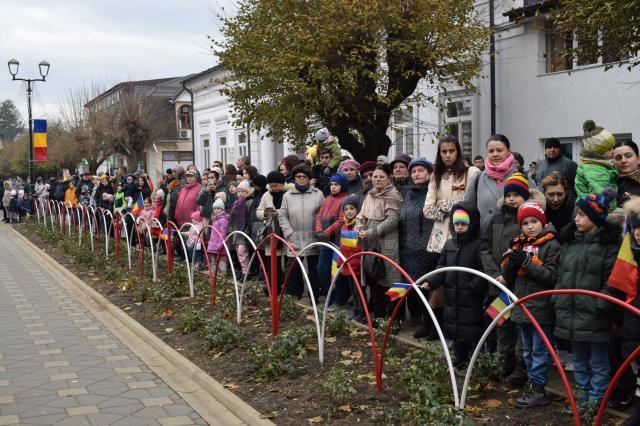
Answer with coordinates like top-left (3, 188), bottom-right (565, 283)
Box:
top-left (545, 193), bottom-right (575, 240)
top-left (502, 228), bottom-right (561, 326)
top-left (75, 179), bottom-right (94, 199)
top-left (94, 182), bottom-right (115, 211)
top-left (174, 181), bottom-right (202, 227)
top-left (2, 181), bottom-right (11, 207)
top-left (207, 211), bottom-right (230, 255)
top-left (346, 176), bottom-right (364, 199)
top-left (617, 171), bottom-right (640, 207)
top-left (229, 195), bottom-right (254, 244)
top-left (65, 187), bottom-right (78, 208)
top-left (534, 155), bottom-right (578, 194)
top-left (166, 179), bottom-right (183, 222)
top-left (248, 189), bottom-right (267, 240)
top-left (316, 139), bottom-right (342, 170)
top-left (356, 184), bottom-right (402, 286)
top-left (424, 167), bottom-right (480, 253)
top-left (312, 164), bottom-right (335, 197)
top-left (278, 185), bottom-right (325, 257)
top-left (480, 189), bottom-right (547, 284)
top-left (52, 182), bottom-right (67, 202)
top-left (575, 160), bottom-right (618, 209)
top-left (256, 190), bottom-right (286, 256)
top-left (553, 222), bottom-right (621, 344)
top-left (399, 183), bottom-right (433, 278)
top-left (393, 176), bottom-right (412, 199)
top-left (465, 166), bottom-right (531, 231)
top-left (314, 192), bottom-right (347, 242)
top-left (428, 201), bottom-right (487, 342)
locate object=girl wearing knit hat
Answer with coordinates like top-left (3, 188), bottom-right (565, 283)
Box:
top-left (500, 201), bottom-right (561, 409)
top-left (554, 188), bottom-right (621, 406)
top-left (207, 198), bottom-right (230, 274)
top-left (230, 180), bottom-right (255, 278)
top-left (575, 119), bottom-right (619, 208)
top-left (340, 159), bottom-right (364, 197)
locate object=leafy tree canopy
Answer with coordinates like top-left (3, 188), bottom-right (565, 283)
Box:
top-left (217, 0), bottom-right (489, 161)
top-left (0, 99), bottom-right (24, 141)
top-left (552, 0), bottom-right (640, 70)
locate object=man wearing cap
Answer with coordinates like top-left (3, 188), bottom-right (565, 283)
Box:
top-left (75, 171), bottom-right (94, 200)
top-left (376, 155), bottom-right (388, 165)
top-left (314, 128), bottom-right (342, 170)
top-left (534, 138), bottom-right (577, 195)
top-left (390, 154), bottom-right (413, 198)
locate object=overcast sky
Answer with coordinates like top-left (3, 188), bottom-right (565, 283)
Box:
top-left (0, 0), bottom-right (236, 121)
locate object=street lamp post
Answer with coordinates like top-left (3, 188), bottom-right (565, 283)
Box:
top-left (7, 58), bottom-right (50, 193)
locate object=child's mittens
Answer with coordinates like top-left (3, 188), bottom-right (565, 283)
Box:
top-left (507, 249), bottom-right (528, 268)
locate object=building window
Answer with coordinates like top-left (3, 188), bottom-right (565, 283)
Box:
top-left (162, 151), bottom-right (194, 174)
top-left (545, 20), bottom-right (573, 73)
top-left (217, 132), bottom-right (228, 165)
top-left (203, 137), bottom-right (210, 170)
top-left (444, 98), bottom-right (472, 158)
top-left (393, 107), bottom-right (415, 156)
top-left (576, 32), bottom-right (599, 67)
top-left (179, 105), bottom-right (192, 130)
top-left (237, 132), bottom-right (248, 158)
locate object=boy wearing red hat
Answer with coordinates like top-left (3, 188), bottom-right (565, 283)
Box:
top-left (501, 201), bottom-right (561, 408)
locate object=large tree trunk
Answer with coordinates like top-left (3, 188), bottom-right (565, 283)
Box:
top-left (331, 124), bottom-right (392, 163)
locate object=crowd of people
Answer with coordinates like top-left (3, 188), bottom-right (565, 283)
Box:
top-left (2, 121), bottom-right (640, 420)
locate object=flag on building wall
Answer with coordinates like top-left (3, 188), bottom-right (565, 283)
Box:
top-left (33, 119), bottom-right (47, 162)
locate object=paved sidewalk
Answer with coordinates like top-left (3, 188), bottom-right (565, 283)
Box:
top-left (0, 226), bottom-right (209, 426)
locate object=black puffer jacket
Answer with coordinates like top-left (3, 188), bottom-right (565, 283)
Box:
top-left (399, 183), bottom-right (434, 279)
top-left (553, 221), bottom-right (621, 344)
top-left (429, 201), bottom-right (487, 342)
top-left (545, 193), bottom-right (575, 242)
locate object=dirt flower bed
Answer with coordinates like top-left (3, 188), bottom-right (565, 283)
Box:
top-left (17, 220), bottom-right (615, 425)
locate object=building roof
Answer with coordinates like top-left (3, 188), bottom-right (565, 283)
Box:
top-left (182, 64), bottom-right (224, 85)
top-left (147, 75), bottom-right (195, 99)
top-left (503, 0), bottom-right (558, 23)
top-left (86, 76), bottom-right (188, 108)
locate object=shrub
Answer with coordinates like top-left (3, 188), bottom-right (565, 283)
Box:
top-left (134, 280), bottom-right (155, 303)
top-left (394, 345), bottom-right (466, 425)
top-left (473, 352), bottom-right (505, 393)
top-left (326, 311), bottom-right (349, 337)
top-left (178, 306), bottom-right (205, 334)
top-left (279, 295), bottom-right (300, 320)
top-left (204, 311), bottom-right (244, 352)
top-left (316, 366), bottom-right (357, 421)
top-left (248, 324), bottom-right (314, 381)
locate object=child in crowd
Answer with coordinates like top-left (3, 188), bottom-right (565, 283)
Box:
top-left (184, 211), bottom-right (204, 268)
top-left (79, 186), bottom-right (91, 207)
top-left (315, 172), bottom-right (348, 304)
top-left (421, 202), bottom-right (487, 369)
top-left (481, 172), bottom-right (544, 383)
top-left (114, 183), bottom-right (126, 213)
top-left (575, 120), bottom-right (618, 207)
top-left (8, 190), bottom-right (18, 223)
top-left (65, 182), bottom-right (78, 208)
top-left (230, 181), bottom-right (254, 277)
top-left (208, 198), bottom-right (230, 274)
top-left (331, 195), bottom-right (364, 320)
top-left (501, 202), bottom-right (561, 408)
top-left (554, 188), bottom-right (619, 408)
top-left (226, 181), bottom-right (238, 212)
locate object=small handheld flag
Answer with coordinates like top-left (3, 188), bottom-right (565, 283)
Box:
top-left (339, 230), bottom-right (358, 248)
top-left (485, 291), bottom-right (513, 326)
top-left (330, 250), bottom-right (339, 281)
top-left (385, 283), bottom-right (411, 302)
top-left (33, 119), bottom-right (47, 162)
top-left (131, 193), bottom-right (144, 215)
top-left (608, 228), bottom-right (639, 303)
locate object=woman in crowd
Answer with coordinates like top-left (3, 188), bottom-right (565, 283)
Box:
top-left (417, 135), bottom-right (480, 339)
top-left (541, 172), bottom-right (574, 236)
top-left (614, 140), bottom-right (640, 206)
top-left (256, 172), bottom-right (287, 291)
top-left (278, 164), bottom-right (324, 299)
top-left (279, 155), bottom-right (300, 184)
top-left (340, 159), bottom-right (363, 198)
top-left (356, 164), bottom-right (402, 320)
top-left (223, 164), bottom-right (238, 187)
top-left (398, 157), bottom-right (434, 326)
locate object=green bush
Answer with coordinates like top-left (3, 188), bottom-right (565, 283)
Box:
top-left (279, 295), bottom-right (301, 320)
top-left (134, 280), bottom-right (155, 303)
top-left (326, 311), bottom-right (349, 337)
top-left (473, 352), bottom-right (505, 393)
top-left (394, 346), bottom-right (466, 425)
top-left (178, 306), bottom-right (205, 334)
top-left (316, 366), bottom-right (357, 421)
top-left (204, 311), bottom-right (244, 352)
top-left (248, 324), bottom-right (314, 381)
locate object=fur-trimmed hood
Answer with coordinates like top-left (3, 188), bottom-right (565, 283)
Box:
top-left (622, 195), bottom-right (640, 217)
top-left (497, 188), bottom-right (546, 209)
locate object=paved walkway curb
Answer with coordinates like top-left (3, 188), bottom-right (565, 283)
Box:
top-left (10, 226), bottom-right (274, 426)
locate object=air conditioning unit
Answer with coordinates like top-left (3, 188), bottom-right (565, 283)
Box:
top-left (179, 129), bottom-right (192, 139)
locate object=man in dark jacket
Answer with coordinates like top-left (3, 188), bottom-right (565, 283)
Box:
top-left (534, 138), bottom-right (577, 195)
top-left (75, 172), bottom-right (94, 199)
top-left (311, 148), bottom-right (336, 196)
top-left (52, 176), bottom-right (67, 203)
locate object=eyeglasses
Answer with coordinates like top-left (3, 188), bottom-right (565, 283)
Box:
top-left (294, 174), bottom-right (309, 179)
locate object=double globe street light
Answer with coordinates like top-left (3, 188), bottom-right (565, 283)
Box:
top-left (7, 58), bottom-right (50, 193)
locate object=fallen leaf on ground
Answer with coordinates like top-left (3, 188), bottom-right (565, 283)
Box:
top-left (223, 383), bottom-right (239, 392)
top-left (465, 405), bottom-right (484, 415)
top-left (339, 405), bottom-right (351, 413)
top-left (213, 352), bottom-right (224, 359)
top-left (259, 411), bottom-right (276, 419)
top-left (161, 308), bottom-right (174, 317)
top-left (339, 360), bottom-right (353, 366)
top-left (340, 350), bottom-right (352, 357)
top-left (134, 302), bottom-right (142, 306)
top-left (305, 315), bottom-right (316, 322)
top-left (307, 416), bottom-right (323, 424)
top-left (325, 336), bottom-right (336, 343)
top-left (483, 399), bottom-right (502, 408)
top-left (164, 328), bottom-right (174, 333)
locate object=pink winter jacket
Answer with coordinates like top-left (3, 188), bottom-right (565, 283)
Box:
top-left (207, 211), bottom-right (229, 255)
top-left (174, 181), bottom-right (202, 227)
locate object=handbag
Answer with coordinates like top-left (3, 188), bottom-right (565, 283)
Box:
top-left (254, 222), bottom-right (273, 245)
top-left (362, 231), bottom-right (385, 279)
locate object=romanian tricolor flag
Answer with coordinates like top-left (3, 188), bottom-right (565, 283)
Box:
top-left (33, 119), bottom-right (47, 162)
top-left (385, 283), bottom-right (411, 302)
top-left (485, 291), bottom-right (513, 326)
top-left (608, 228), bottom-right (639, 303)
top-left (330, 250), bottom-right (339, 281)
top-left (160, 229), bottom-right (173, 241)
top-left (131, 193), bottom-right (144, 215)
top-left (339, 230), bottom-right (358, 248)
